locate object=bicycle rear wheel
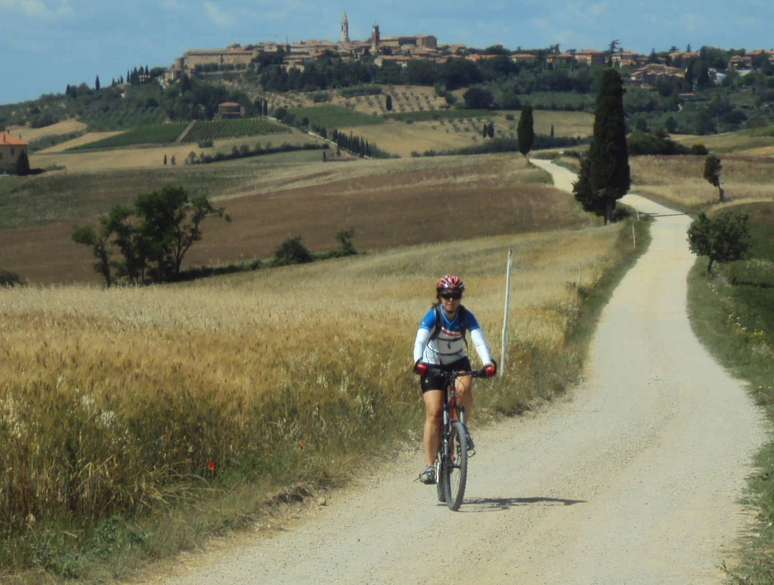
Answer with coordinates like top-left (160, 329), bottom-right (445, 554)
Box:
top-left (442, 421), bottom-right (468, 510)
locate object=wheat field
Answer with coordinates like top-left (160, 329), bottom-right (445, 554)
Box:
top-left (0, 223), bottom-right (629, 546)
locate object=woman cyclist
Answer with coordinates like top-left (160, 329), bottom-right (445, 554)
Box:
top-left (413, 274), bottom-right (496, 485)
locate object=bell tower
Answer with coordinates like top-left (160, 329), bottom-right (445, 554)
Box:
top-left (340, 13), bottom-right (350, 43)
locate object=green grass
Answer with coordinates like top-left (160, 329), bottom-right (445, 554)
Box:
top-left (686, 201), bottom-right (774, 585)
top-left (288, 105), bottom-right (384, 129)
top-left (384, 109), bottom-right (494, 123)
top-left (68, 123), bottom-right (188, 151)
top-left (183, 118), bottom-right (286, 143)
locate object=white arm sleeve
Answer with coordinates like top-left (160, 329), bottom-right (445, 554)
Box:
top-left (470, 328), bottom-right (493, 365)
top-left (413, 328), bottom-right (431, 363)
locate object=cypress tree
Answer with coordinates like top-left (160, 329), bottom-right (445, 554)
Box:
top-left (587, 68), bottom-right (630, 223)
top-left (15, 151), bottom-right (30, 176)
top-left (95, 75), bottom-right (100, 91)
top-left (517, 105), bottom-right (535, 157)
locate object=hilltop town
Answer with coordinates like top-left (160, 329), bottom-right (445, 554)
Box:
top-left (164, 13), bottom-right (774, 88)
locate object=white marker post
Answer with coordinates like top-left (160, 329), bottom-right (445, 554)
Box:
top-left (500, 248), bottom-right (513, 377)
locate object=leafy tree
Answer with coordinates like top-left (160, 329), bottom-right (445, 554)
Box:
top-left (581, 68), bottom-right (630, 223)
top-left (688, 212), bottom-right (750, 273)
top-left (72, 220), bottom-right (113, 287)
top-left (517, 105), bottom-right (535, 157)
top-left (72, 186), bottom-right (227, 284)
top-left (15, 151), bottom-right (30, 176)
top-left (634, 117), bottom-right (649, 132)
top-left (463, 87), bottom-right (494, 109)
top-left (133, 186), bottom-right (228, 279)
top-left (664, 116), bottom-right (678, 133)
top-left (703, 154), bottom-right (725, 202)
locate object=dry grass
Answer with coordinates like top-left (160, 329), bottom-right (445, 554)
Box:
top-left (341, 120), bottom-right (476, 156)
top-left (672, 130), bottom-right (774, 156)
top-left (531, 111), bottom-right (593, 137)
top-left (7, 120), bottom-right (87, 143)
top-left (0, 222), bottom-right (629, 567)
top-left (630, 155), bottom-right (774, 210)
top-left (32, 131), bottom-right (315, 173)
top-left (0, 155), bottom-right (585, 284)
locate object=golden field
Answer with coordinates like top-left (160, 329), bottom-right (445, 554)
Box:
top-left (7, 119), bottom-right (87, 144)
top-left (0, 221), bottom-right (635, 559)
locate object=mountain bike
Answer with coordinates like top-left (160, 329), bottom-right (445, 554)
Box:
top-left (432, 367), bottom-right (489, 511)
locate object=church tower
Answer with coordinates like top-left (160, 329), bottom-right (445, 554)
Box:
top-left (340, 13), bottom-right (350, 43)
top-left (371, 24), bottom-right (380, 53)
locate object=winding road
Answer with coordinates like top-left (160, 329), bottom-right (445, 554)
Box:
top-left (144, 160), bottom-right (765, 585)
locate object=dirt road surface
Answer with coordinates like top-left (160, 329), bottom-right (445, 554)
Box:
top-left (144, 159), bottom-right (765, 585)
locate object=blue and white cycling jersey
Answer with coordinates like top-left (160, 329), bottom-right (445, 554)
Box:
top-left (413, 305), bottom-right (493, 366)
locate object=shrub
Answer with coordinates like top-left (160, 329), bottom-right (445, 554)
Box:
top-left (335, 229), bottom-right (357, 256)
top-left (273, 236), bottom-right (313, 266)
top-left (463, 87), bottom-right (495, 109)
top-left (627, 131), bottom-right (689, 155)
top-left (0, 269), bottom-right (24, 287)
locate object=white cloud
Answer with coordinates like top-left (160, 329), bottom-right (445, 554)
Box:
top-left (0, 0), bottom-right (72, 19)
top-left (203, 1), bottom-right (235, 29)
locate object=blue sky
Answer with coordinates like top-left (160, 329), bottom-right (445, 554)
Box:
top-left (0, 0), bottom-right (771, 105)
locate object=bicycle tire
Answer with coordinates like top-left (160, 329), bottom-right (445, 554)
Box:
top-left (442, 421), bottom-right (468, 510)
top-left (436, 458), bottom-right (446, 503)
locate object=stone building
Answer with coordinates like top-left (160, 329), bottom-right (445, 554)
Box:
top-left (0, 132), bottom-right (28, 174)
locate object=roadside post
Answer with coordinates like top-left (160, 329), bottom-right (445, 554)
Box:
top-left (499, 248), bottom-right (513, 377)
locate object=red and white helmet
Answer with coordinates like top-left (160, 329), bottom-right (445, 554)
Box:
top-left (436, 274), bottom-right (465, 294)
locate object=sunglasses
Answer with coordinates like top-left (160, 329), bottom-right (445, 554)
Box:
top-left (440, 293), bottom-right (462, 301)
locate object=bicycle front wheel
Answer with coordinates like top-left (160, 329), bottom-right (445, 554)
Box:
top-left (435, 458), bottom-right (446, 503)
top-left (442, 421), bottom-right (468, 511)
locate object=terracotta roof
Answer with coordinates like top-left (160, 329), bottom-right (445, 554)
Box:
top-left (0, 132), bottom-right (27, 147)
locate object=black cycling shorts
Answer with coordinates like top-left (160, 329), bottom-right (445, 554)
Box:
top-left (420, 357), bottom-right (472, 393)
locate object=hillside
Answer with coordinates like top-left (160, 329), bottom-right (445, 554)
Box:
top-left (0, 154), bottom-right (594, 284)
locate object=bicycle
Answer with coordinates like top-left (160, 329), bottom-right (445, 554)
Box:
top-left (431, 367), bottom-right (489, 511)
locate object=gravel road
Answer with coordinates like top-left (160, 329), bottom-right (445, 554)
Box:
top-left (144, 160), bottom-right (766, 585)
